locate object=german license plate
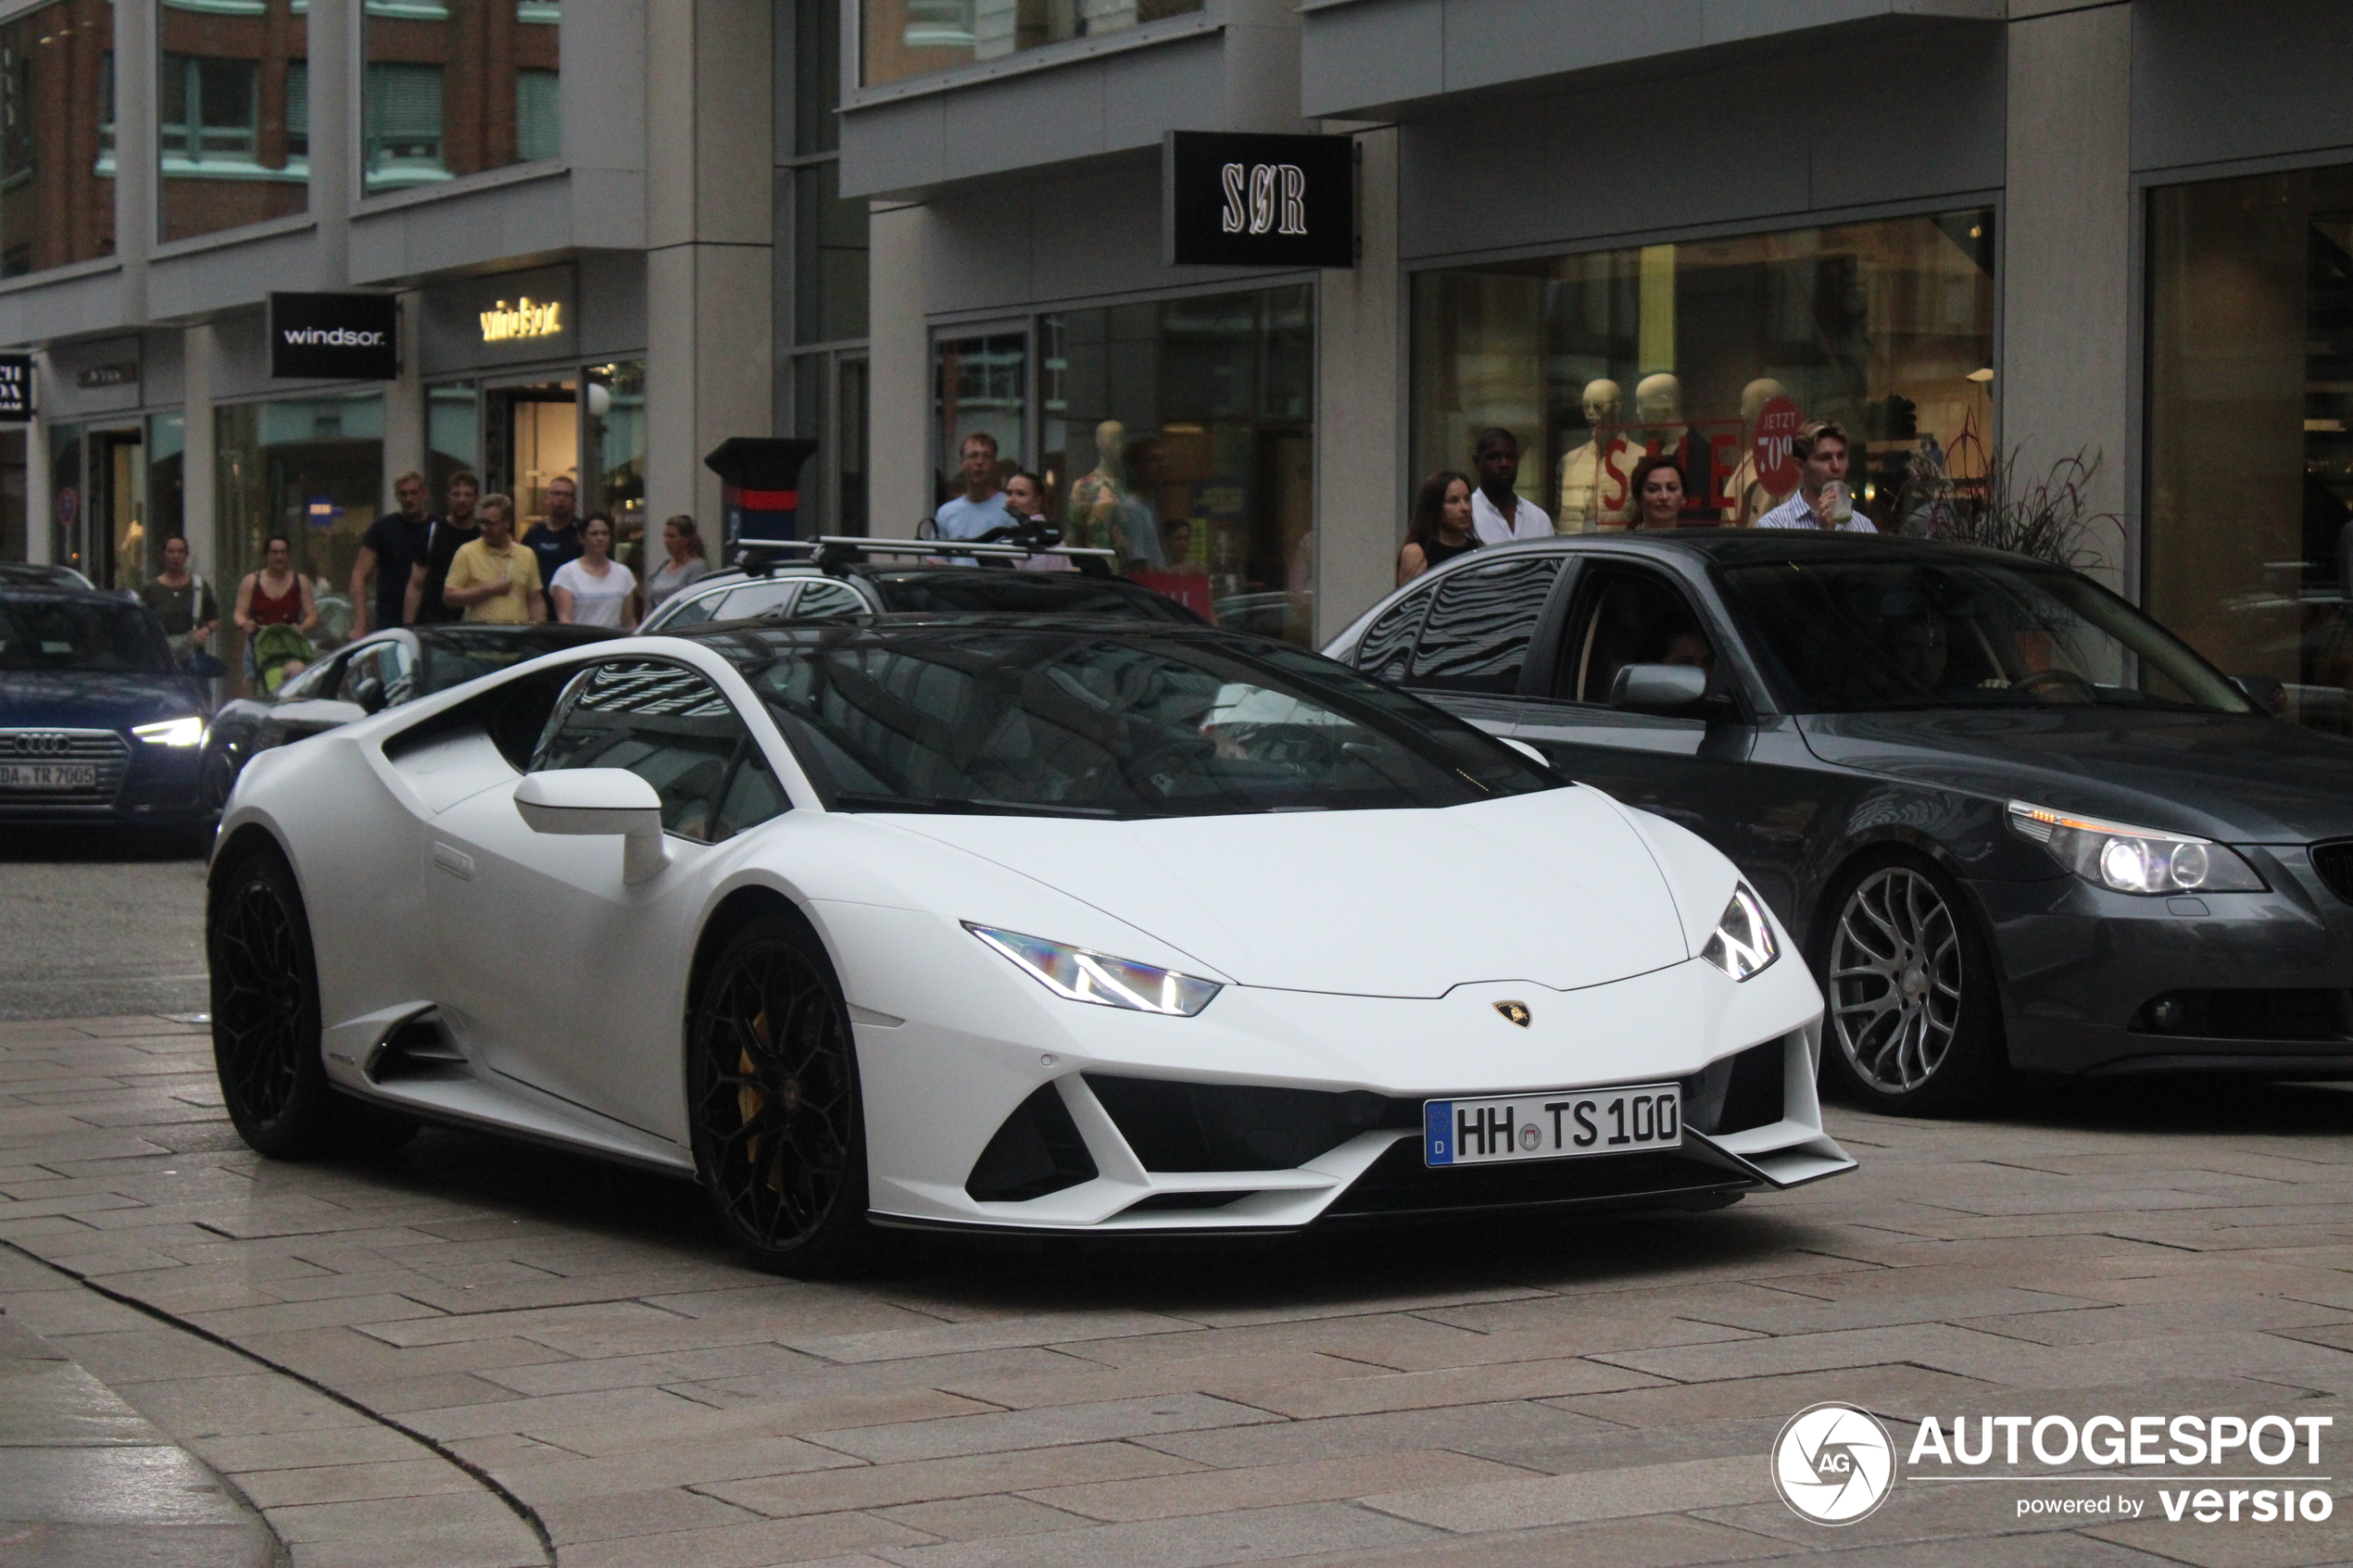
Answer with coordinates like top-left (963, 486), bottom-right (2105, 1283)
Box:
top-left (1425, 1083), bottom-right (1680, 1167)
top-left (0, 764), bottom-right (95, 790)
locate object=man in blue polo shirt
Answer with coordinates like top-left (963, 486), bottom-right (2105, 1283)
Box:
top-left (934, 433), bottom-right (1013, 544)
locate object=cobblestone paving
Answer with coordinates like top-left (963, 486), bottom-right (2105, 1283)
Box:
top-left (6, 1014), bottom-right (2353, 1566)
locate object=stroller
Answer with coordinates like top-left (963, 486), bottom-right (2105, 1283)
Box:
top-left (251, 623), bottom-right (317, 695)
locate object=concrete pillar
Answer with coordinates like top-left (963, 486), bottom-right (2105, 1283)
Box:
top-left (2001, 1), bottom-right (2133, 587)
top-left (1315, 126), bottom-right (1400, 645)
top-left (381, 292), bottom-right (424, 511)
top-left (183, 324), bottom-right (219, 582)
top-left (1222, 0), bottom-right (1305, 132)
top-left (865, 200), bottom-right (929, 541)
top-left (645, 0), bottom-right (775, 535)
top-left (113, 0), bottom-right (151, 323)
top-left (307, 0), bottom-right (352, 289)
top-left (25, 358), bottom-right (50, 566)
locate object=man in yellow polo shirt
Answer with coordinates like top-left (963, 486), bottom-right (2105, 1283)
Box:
top-left (443, 494), bottom-right (546, 623)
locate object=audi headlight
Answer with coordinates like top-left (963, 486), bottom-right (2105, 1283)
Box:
top-left (1699, 884), bottom-right (1779, 981)
top-left (965, 923), bottom-right (1221, 1016)
top-left (2007, 801), bottom-right (2263, 895)
top-left (132, 716), bottom-right (205, 747)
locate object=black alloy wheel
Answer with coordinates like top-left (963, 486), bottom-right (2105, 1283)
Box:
top-left (1818, 853), bottom-right (2007, 1116)
top-left (208, 846), bottom-right (415, 1158)
top-left (687, 913), bottom-right (874, 1275)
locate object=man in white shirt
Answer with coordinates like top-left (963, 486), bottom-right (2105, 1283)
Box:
top-left (1755, 419), bottom-right (1878, 533)
top-left (1469, 427), bottom-right (1554, 544)
top-left (934, 432), bottom-right (1013, 541)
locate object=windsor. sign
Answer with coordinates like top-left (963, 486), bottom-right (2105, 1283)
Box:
top-left (270, 294), bottom-right (398, 380)
top-left (1163, 131), bottom-right (1354, 270)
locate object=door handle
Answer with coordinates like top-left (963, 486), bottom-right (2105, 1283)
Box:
top-left (433, 843), bottom-right (474, 881)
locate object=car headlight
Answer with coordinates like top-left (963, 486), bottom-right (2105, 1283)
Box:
top-left (965, 923), bottom-right (1221, 1016)
top-left (1699, 884), bottom-right (1779, 981)
top-left (2007, 800), bottom-right (2264, 895)
top-left (132, 717), bottom-right (205, 747)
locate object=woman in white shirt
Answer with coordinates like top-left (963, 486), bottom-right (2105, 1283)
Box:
top-left (550, 515), bottom-right (640, 628)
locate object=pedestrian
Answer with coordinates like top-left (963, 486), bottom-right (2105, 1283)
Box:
top-left (1398, 470), bottom-right (1479, 583)
top-left (1468, 428), bottom-right (1552, 544)
top-left (442, 494), bottom-right (545, 624)
top-left (1628, 453), bottom-right (1689, 532)
top-left (933, 433), bottom-right (1010, 543)
top-left (522, 474), bottom-right (584, 616)
top-left (350, 470), bottom-right (432, 635)
top-left (1002, 471), bottom-right (1075, 571)
top-left (1755, 420), bottom-right (1877, 533)
top-left (140, 534), bottom-right (219, 669)
top-left (234, 533), bottom-right (319, 686)
top-left (405, 470), bottom-right (483, 623)
top-left (550, 514), bottom-right (639, 627)
top-left (640, 514), bottom-right (711, 621)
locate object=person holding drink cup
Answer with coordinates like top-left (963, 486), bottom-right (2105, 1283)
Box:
top-left (1756, 419), bottom-right (1876, 533)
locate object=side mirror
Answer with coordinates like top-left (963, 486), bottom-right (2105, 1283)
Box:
top-left (353, 676), bottom-right (387, 715)
top-left (1499, 736), bottom-right (1551, 768)
top-left (2230, 674), bottom-right (2287, 717)
top-left (514, 769), bottom-right (670, 883)
top-left (1610, 662), bottom-right (1711, 714)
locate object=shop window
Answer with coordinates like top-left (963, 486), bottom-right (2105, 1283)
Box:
top-left (0, 429), bottom-right (23, 564)
top-left (0, 0), bottom-right (115, 275)
top-left (1412, 210), bottom-right (1996, 536)
top-left (363, 0), bottom-right (558, 196)
top-left (1045, 285), bottom-right (1315, 644)
top-left (2149, 168), bottom-right (2353, 736)
top-left (585, 360), bottom-right (646, 547)
top-left (934, 331), bottom-right (1026, 505)
top-left (861, 0), bottom-right (1202, 88)
top-left (426, 381), bottom-right (478, 506)
top-left (157, 0), bottom-right (306, 244)
top-left (795, 160), bottom-right (868, 347)
top-left (215, 395), bottom-right (385, 688)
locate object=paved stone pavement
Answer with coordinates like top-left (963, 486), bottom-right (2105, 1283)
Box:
top-left (6, 1013), bottom-right (2353, 1567)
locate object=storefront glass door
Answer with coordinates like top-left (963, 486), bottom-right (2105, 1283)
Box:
top-left (89, 427), bottom-right (146, 592)
top-left (484, 378), bottom-right (578, 534)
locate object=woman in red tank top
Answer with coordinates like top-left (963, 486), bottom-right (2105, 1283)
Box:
top-left (234, 533), bottom-right (320, 635)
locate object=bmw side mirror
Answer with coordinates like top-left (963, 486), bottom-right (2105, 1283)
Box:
top-left (513, 769), bottom-right (671, 884)
top-left (1610, 663), bottom-right (1711, 714)
top-left (2229, 674), bottom-right (2287, 717)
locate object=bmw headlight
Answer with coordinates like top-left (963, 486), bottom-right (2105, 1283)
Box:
top-left (965, 923), bottom-right (1221, 1016)
top-left (1699, 884), bottom-right (1779, 981)
top-left (2007, 800), bottom-right (2264, 895)
top-left (132, 716), bottom-right (205, 747)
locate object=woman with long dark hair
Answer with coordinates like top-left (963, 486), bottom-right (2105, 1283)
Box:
top-left (1398, 470), bottom-right (1479, 584)
top-left (1629, 453), bottom-right (1689, 531)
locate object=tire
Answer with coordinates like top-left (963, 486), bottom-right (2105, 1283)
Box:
top-left (208, 845), bottom-right (418, 1159)
top-left (1815, 851), bottom-right (2008, 1116)
top-left (686, 911), bottom-right (875, 1277)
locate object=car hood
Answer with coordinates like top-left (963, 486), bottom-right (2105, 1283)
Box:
top-left (1798, 707), bottom-right (2353, 843)
top-left (0, 670), bottom-right (206, 731)
top-left (876, 786), bottom-right (1692, 997)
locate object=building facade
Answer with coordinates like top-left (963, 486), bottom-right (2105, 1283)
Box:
top-left (845, 0), bottom-right (2353, 737)
top-left (0, 0), bottom-right (866, 680)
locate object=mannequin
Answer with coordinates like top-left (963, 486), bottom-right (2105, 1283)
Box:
top-left (1722, 377), bottom-right (1790, 524)
top-left (1065, 419), bottom-right (1127, 550)
top-left (1556, 379), bottom-right (1636, 532)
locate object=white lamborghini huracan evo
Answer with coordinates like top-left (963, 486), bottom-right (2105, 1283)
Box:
top-left (208, 613), bottom-right (1852, 1273)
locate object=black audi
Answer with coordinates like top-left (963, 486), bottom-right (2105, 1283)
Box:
top-left (1327, 532), bottom-right (2353, 1114)
top-left (0, 583), bottom-right (211, 841)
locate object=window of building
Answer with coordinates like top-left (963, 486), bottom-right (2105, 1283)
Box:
top-left (1413, 209), bottom-right (1996, 535)
top-left (860, 0), bottom-right (1202, 88)
top-left (934, 330), bottom-right (1027, 499)
top-left (157, 0), bottom-right (306, 244)
top-left (215, 394), bottom-right (385, 688)
top-left (2149, 167), bottom-right (2353, 736)
top-left (585, 360), bottom-right (646, 544)
top-left (0, 0), bottom-right (115, 276)
top-left (784, 0), bottom-right (869, 537)
top-left (1046, 285), bottom-right (1315, 643)
top-left (362, 0), bottom-right (559, 197)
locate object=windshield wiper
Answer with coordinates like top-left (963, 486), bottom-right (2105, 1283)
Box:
top-left (830, 790), bottom-right (1124, 819)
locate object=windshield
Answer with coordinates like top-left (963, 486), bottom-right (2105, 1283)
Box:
top-left (420, 629), bottom-right (602, 694)
top-left (872, 573), bottom-right (1201, 622)
top-left (0, 597), bottom-right (174, 674)
top-left (715, 622), bottom-right (1556, 818)
top-left (1717, 556), bottom-right (2253, 715)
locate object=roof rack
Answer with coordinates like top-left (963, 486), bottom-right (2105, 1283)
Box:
top-left (737, 534), bottom-right (1120, 579)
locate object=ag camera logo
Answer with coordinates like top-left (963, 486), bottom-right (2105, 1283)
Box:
top-left (1773, 1402), bottom-right (1896, 1524)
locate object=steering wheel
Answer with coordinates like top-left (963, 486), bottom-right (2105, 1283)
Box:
top-left (2012, 668), bottom-right (2098, 702)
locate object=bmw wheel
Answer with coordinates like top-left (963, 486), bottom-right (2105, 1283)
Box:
top-left (687, 912), bottom-right (875, 1276)
top-left (208, 845), bottom-right (416, 1158)
top-left (1818, 855), bottom-right (2007, 1116)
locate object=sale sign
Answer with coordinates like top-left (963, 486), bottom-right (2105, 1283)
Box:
top-left (1754, 396), bottom-right (1803, 496)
